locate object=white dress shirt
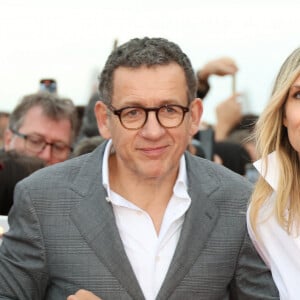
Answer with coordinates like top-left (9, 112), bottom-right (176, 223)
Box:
top-left (247, 151), bottom-right (300, 300)
top-left (102, 140), bottom-right (191, 300)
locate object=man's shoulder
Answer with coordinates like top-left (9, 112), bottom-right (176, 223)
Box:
top-left (31, 154), bottom-right (88, 179)
top-left (187, 152), bottom-right (250, 178)
top-left (19, 146), bottom-right (103, 194)
top-left (186, 153), bottom-right (253, 199)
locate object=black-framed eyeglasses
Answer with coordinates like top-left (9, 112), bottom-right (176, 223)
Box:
top-left (10, 128), bottom-right (73, 158)
top-left (108, 104), bottom-right (190, 130)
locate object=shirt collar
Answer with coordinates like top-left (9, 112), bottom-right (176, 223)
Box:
top-left (173, 153), bottom-right (189, 199)
top-left (253, 151), bottom-right (279, 191)
top-left (102, 139), bottom-right (189, 199)
top-left (102, 139), bottom-right (112, 198)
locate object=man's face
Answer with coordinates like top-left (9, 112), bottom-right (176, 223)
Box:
top-left (95, 63), bottom-right (202, 181)
top-left (4, 106), bottom-right (72, 165)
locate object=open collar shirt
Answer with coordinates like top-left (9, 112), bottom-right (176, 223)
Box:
top-left (102, 140), bottom-right (191, 300)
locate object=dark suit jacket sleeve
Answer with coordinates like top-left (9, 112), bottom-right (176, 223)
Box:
top-left (0, 182), bottom-right (49, 299)
top-left (230, 228), bottom-right (279, 299)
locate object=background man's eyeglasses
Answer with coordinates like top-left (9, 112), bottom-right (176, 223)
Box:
top-left (108, 104), bottom-right (190, 130)
top-left (10, 128), bottom-right (72, 158)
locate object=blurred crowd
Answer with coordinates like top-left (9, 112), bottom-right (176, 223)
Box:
top-left (1, 35), bottom-right (300, 300)
top-left (0, 56), bottom-right (258, 216)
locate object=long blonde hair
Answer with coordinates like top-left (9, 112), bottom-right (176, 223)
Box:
top-left (250, 47), bottom-right (300, 234)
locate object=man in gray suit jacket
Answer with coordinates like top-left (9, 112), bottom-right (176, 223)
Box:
top-left (0, 37), bottom-right (278, 300)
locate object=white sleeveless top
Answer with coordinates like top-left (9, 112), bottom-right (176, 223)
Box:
top-left (247, 152), bottom-right (300, 300)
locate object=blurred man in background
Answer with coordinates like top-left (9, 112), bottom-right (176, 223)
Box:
top-left (3, 92), bottom-right (78, 166)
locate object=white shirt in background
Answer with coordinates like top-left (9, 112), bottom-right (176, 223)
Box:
top-left (247, 151), bottom-right (300, 300)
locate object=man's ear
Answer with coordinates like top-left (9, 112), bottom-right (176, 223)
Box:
top-left (94, 101), bottom-right (111, 139)
top-left (3, 128), bottom-right (13, 151)
top-left (189, 98), bottom-right (203, 136)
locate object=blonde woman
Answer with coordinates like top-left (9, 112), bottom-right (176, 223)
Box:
top-left (248, 47), bottom-right (300, 299)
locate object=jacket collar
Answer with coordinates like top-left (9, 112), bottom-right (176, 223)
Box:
top-left (156, 153), bottom-right (220, 299)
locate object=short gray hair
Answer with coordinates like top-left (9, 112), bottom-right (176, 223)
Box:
top-left (98, 37), bottom-right (197, 105)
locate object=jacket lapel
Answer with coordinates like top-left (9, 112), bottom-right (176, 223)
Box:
top-left (157, 154), bottom-right (220, 300)
top-left (69, 144), bottom-right (145, 300)
top-left (69, 146), bottom-right (220, 300)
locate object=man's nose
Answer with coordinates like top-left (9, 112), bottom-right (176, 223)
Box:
top-left (37, 144), bottom-right (52, 164)
top-left (140, 111), bottom-right (165, 137)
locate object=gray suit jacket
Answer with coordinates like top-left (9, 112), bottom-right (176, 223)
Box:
top-left (0, 142), bottom-right (278, 299)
